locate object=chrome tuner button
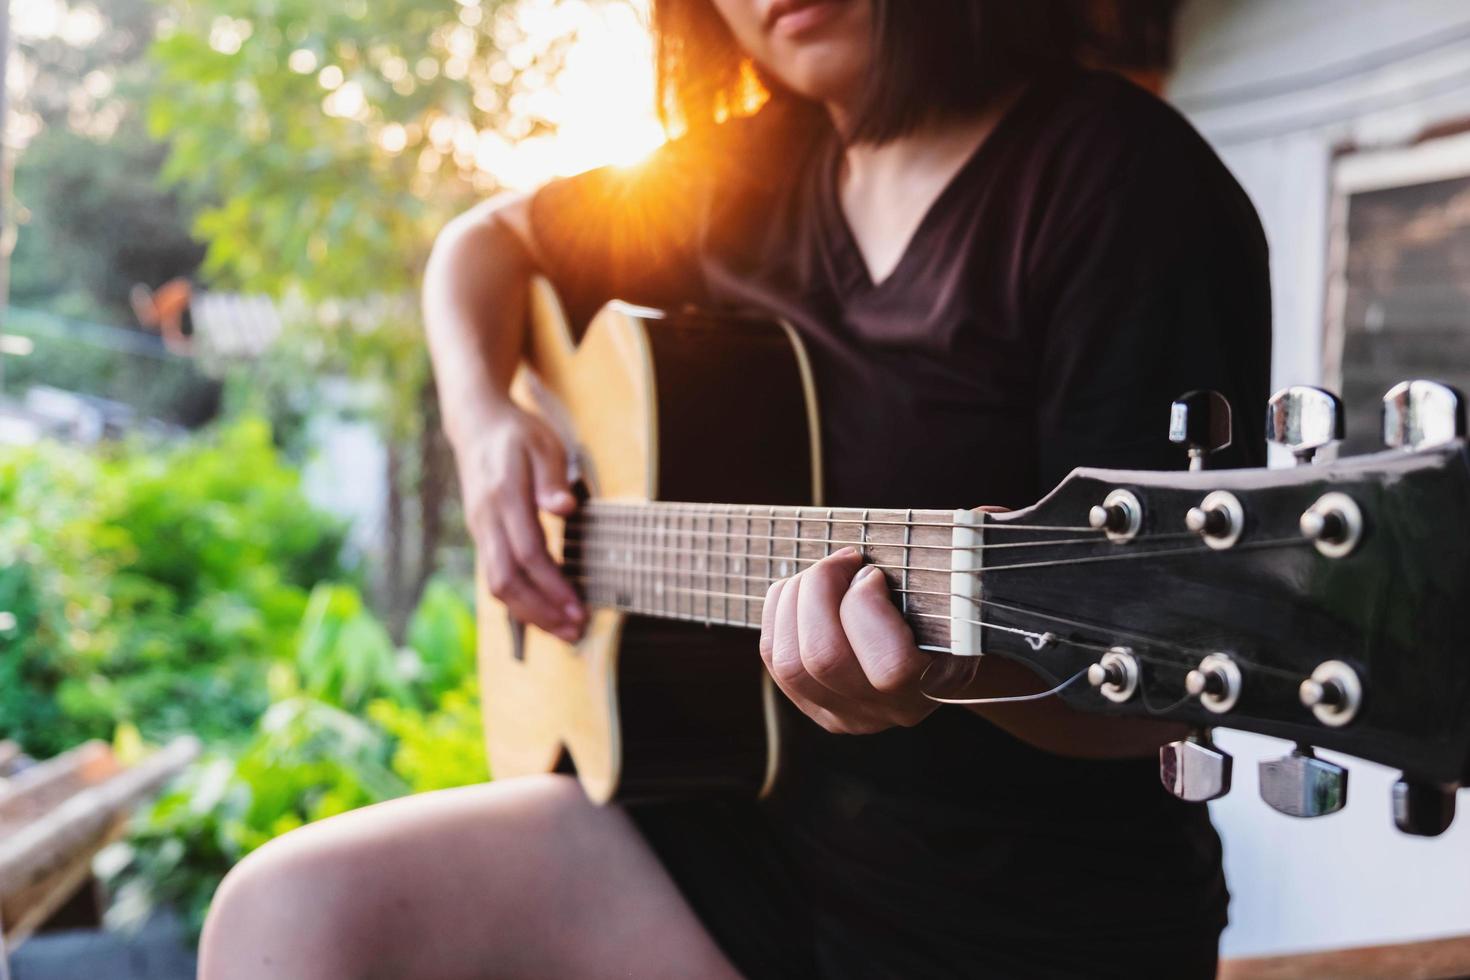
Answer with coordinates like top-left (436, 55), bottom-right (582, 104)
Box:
top-left (1267, 386), bottom-right (1345, 465)
top-left (1185, 490), bottom-right (1244, 550)
top-left (1087, 646), bottom-right (1140, 703)
top-left (1259, 746), bottom-right (1348, 818)
top-left (1170, 390), bottom-right (1233, 472)
top-left (1299, 660), bottom-right (1362, 727)
top-left (1299, 492), bottom-right (1363, 559)
top-left (1185, 653), bottom-right (1241, 714)
top-left (1088, 489), bottom-right (1141, 543)
top-left (1383, 380), bottom-right (1466, 450)
top-left (1160, 732), bottom-right (1233, 802)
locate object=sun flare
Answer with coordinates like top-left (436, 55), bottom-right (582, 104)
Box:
top-left (481, 0), bottom-right (666, 191)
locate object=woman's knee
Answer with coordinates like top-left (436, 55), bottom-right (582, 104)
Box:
top-left (198, 777), bottom-right (598, 978)
top-left (199, 816), bottom-right (390, 978)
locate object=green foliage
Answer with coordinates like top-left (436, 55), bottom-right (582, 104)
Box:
top-left (11, 0), bottom-right (204, 324)
top-left (369, 678), bottom-right (487, 794)
top-left (295, 583), bottom-right (407, 714)
top-left (110, 576), bottom-right (486, 937)
top-left (111, 700), bottom-right (407, 935)
top-left (143, 0), bottom-right (593, 615)
top-left (0, 412), bottom-right (490, 937)
top-left (0, 417), bottom-right (347, 757)
top-left (146, 0), bottom-right (554, 301)
top-left (404, 578), bottom-right (478, 703)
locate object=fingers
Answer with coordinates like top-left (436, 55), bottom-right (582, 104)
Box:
top-left (795, 550), bottom-right (871, 698)
top-left (758, 550), bottom-right (933, 735)
top-left (526, 426), bottom-right (576, 515)
top-left (498, 450), bottom-right (581, 616)
top-left (840, 567), bottom-right (933, 724)
top-left (763, 572), bottom-right (878, 736)
top-left (482, 519), bottom-right (580, 643)
top-left (466, 414), bottom-right (584, 640)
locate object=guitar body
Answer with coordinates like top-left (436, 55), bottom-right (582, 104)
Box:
top-left (477, 279), bottom-right (823, 803)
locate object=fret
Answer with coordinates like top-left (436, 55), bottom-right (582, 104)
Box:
top-left (742, 505), bottom-right (754, 626)
top-left (637, 511), bottom-right (649, 617)
top-left (788, 509), bottom-right (799, 581)
top-left (721, 507), bottom-right (730, 626)
top-left (682, 507), bottom-right (691, 622)
top-left (901, 508), bottom-right (912, 617)
top-left (664, 507), bottom-right (673, 618)
top-left (824, 508), bottom-right (833, 559)
top-left (766, 506), bottom-right (776, 595)
top-left (793, 510), bottom-right (802, 582)
top-left (701, 510), bottom-right (712, 626)
top-left (636, 507), bottom-right (645, 615)
top-left (859, 509), bottom-right (870, 562)
top-left (656, 510), bottom-right (666, 618)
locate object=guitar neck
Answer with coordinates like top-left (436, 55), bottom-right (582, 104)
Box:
top-left (564, 501), bottom-right (961, 651)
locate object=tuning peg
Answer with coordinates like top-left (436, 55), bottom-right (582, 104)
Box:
top-left (1382, 381), bottom-right (1466, 450)
top-left (1267, 386), bottom-right (1344, 465)
top-left (1259, 746), bottom-right (1347, 817)
top-left (1169, 390), bottom-right (1233, 471)
top-left (1160, 732), bottom-right (1232, 802)
top-left (1392, 778), bottom-right (1458, 836)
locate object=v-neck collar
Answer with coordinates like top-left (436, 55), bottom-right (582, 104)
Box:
top-left (818, 75), bottom-right (1050, 295)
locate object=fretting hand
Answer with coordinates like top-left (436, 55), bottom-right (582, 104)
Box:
top-left (458, 403), bottom-right (586, 641)
top-left (759, 548), bottom-right (936, 734)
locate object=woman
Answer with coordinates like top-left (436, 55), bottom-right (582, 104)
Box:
top-left (200, 1), bottom-right (1270, 977)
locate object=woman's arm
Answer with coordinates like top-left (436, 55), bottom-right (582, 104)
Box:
top-left (421, 196), bottom-right (586, 640)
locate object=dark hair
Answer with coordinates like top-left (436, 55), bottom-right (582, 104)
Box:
top-left (652, 0), bottom-right (1081, 144)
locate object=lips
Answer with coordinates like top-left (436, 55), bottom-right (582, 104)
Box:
top-left (765, 0), bottom-right (846, 33)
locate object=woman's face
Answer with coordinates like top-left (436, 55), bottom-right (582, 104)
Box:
top-left (708, 0), bottom-right (873, 113)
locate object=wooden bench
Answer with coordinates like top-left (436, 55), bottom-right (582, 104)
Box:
top-left (1220, 933), bottom-right (1470, 979)
top-left (0, 737), bottom-right (199, 957)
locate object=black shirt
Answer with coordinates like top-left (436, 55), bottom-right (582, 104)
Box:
top-left (531, 67), bottom-right (1270, 978)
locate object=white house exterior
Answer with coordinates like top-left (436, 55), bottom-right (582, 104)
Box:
top-left (1169, 0), bottom-right (1470, 957)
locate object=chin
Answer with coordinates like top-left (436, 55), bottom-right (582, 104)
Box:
top-left (769, 41), bottom-right (869, 106)
top-left (756, 0), bottom-right (872, 108)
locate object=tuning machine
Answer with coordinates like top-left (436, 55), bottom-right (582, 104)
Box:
top-left (1160, 731), bottom-right (1232, 802)
top-left (1298, 660), bottom-right (1362, 726)
top-left (1087, 489), bottom-right (1142, 543)
top-left (1087, 646), bottom-right (1139, 703)
top-left (1259, 745), bottom-right (1347, 818)
top-left (1183, 653), bottom-right (1241, 713)
top-left (1185, 491), bottom-right (1244, 549)
top-left (1393, 778), bottom-right (1458, 837)
top-left (1170, 390), bottom-right (1232, 471)
top-left (1268, 385), bottom-right (1343, 465)
top-left (1383, 380), bottom-right (1466, 450)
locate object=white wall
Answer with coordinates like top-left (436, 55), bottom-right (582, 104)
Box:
top-left (1168, 0), bottom-right (1470, 957)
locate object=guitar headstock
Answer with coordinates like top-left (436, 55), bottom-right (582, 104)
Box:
top-left (976, 380), bottom-right (1470, 835)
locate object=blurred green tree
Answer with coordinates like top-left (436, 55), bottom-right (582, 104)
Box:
top-left (147, 0), bottom-right (582, 628)
top-left (10, 0), bottom-right (205, 324)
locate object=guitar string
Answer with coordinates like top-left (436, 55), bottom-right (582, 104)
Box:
top-left (564, 534), bottom-right (1314, 579)
top-left (563, 575), bottom-right (1270, 716)
top-left (919, 666), bottom-right (1090, 706)
top-left (563, 525), bottom-right (1196, 554)
top-left (570, 540), bottom-right (1311, 687)
top-left (569, 526), bottom-right (1317, 684)
top-left (576, 502), bottom-right (1097, 534)
top-left (565, 567), bottom-right (1304, 688)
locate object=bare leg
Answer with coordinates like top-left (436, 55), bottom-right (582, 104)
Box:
top-left (198, 775), bottom-right (743, 980)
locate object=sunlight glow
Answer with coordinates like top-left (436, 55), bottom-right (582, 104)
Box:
top-left (482, 0), bottom-right (665, 191)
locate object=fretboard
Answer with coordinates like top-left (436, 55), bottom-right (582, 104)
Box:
top-left (562, 501), bottom-right (959, 650)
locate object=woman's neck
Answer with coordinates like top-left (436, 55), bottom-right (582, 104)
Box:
top-left (830, 86), bottom-right (1025, 286)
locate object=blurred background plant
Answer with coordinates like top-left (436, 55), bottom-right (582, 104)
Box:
top-left (2, 0), bottom-right (660, 953)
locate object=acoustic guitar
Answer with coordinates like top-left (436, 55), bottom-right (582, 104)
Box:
top-left (478, 278), bottom-right (1470, 836)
